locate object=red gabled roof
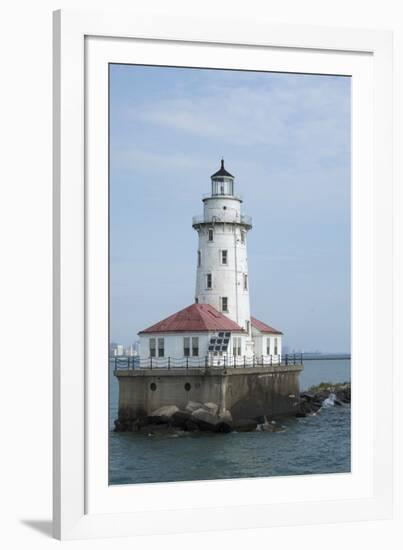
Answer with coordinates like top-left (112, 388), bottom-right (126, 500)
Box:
top-left (139, 303), bottom-right (245, 334)
top-left (251, 316), bottom-right (283, 335)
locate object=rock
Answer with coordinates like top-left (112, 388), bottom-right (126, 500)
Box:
top-left (191, 408), bottom-right (222, 431)
top-left (114, 419), bottom-right (126, 432)
top-left (203, 402), bottom-right (219, 416)
top-left (218, 410), bottom-right (232, 423)
top-left (316, 390), bottom-right (331, 401)
top-left (232, 418), bottom-right (258, 432)
top-left (185, 400), bottom-right (204, 412)
top-left (150, 405), bottom-right (179, 418)
top-left (131, 417), bottom-right (150, 432)
top-left (300, 392), bottom-right (315, 401)
top-left (300, 400), bottom-right (319, 415)
top-left (214, 421), bottom-right (232, 433)
top-left (148, 405), bottom-right (179, 424)
top-left (336, 389), bottom-right (351, 403)
top-left (185, 419), bottom-right (199, 431)
top-left (297, 382), bottom-right (352, 413)
top-left (185, 407), bottom-right (233, 433)
top-left (171, 410), bottom-right (192, 429)
top-left (298, 393), bottom-right (323, 415)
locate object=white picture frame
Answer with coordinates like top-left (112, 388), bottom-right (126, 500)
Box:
top-left (53, 9), bottom-right (393, 540)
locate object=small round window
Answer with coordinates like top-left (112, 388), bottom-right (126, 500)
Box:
top-left (150, 382), bottom-right (157, 391)
top-left (184, 382), bottom-right (191, 391)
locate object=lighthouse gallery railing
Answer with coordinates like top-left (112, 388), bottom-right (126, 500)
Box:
top-left (112, 353), bottom-right (303, 370)
top-left (192, 214), bottom-right (252, 226)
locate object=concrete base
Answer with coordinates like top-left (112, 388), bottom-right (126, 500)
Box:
top-left (115, 364), bottom-right (303, 422)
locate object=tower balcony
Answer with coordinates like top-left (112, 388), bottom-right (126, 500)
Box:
top-left (192, 213), bottom-right (253, 230)
top-left (202, 192), bottom-right (243, 201)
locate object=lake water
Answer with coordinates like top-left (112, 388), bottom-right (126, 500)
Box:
top-left (109, 359), bottom-right (351, 484)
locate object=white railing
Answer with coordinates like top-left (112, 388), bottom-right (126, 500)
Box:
top-left (112, 354), bottom-right (303, 370)
top-left (192, 214), bottom-right (252, 226)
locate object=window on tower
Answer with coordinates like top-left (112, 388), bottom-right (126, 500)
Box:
top-left (208, 228), bottom-right (214, 242)
top-left (197, 250), bottom-right (201, 267)
top-left (206, 273), bottom-right (212, 289)
top-left (241, 230), bottom-right (246, 244)
top-left (221, 250), bottom-right (228, 265)
top-left (243, 273), bottom-right (248, 290)
top-left (221, 297), bottom-right (229, 313)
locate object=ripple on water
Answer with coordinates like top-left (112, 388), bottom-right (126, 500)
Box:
top-left (109, 406), bottom-right (350, 484)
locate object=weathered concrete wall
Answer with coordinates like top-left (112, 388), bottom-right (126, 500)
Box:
top-left (115, 365), bottom-right (302, 421)
top-left (225, 368), bottom-right (300, 420)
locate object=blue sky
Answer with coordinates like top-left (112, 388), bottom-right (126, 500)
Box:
top-left (109, 64), bottom-right (351, 353)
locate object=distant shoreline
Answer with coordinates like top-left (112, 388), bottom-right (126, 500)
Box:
top-left (301, 353), bottom-right (351, 361)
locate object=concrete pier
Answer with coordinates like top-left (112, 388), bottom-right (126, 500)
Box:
top-left (115, 364), bottom-right (303, 422)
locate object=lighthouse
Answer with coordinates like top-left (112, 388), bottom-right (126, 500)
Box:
top-left (137, 160), bottom-right (283, 365)
top-left (115, 160), bottom-right (302, 426)
top-left (193, 160), bottom-right (254, 357)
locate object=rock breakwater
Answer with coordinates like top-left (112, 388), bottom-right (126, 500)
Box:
top-left (113, 383), bottom-right (351, 435)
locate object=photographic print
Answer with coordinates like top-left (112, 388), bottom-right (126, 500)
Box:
top-left (109, 64), bottom-right (351, 485)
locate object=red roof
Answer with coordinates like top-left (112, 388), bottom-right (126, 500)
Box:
top-left (251, 316), bottom-right (283, 334)
top-left (139, 303), bottom-right (245, 334)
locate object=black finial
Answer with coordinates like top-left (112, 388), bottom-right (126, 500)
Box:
top-left (211, 158), bottom-right (234, 179)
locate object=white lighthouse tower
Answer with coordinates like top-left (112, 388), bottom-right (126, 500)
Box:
top-left (193, 160), bottom-right (254, 356)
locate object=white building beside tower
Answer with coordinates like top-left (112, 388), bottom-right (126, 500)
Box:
top-left (138, 160), bottom-right (282, 366)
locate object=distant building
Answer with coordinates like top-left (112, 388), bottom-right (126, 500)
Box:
top-left (127, 343), bottom-right (139, 356)
top-left (113, 344), bottom-right (124, 356)
top-left (109, 342), bottom-right (119, 356)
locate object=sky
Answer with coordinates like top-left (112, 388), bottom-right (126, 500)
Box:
top-left (109, 64), bottom-right (351, 353)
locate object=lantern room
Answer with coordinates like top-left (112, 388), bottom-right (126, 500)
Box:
top-left (211, 159), bottom-right (234, 196)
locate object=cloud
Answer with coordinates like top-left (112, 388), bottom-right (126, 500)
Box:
top-left (127, 74), bottom-right (350, 161)
top-left (111, 148), bottom-right (203, 172)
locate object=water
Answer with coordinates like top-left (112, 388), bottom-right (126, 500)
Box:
top-left (299, 359), bottom-right (350, 390)
top-left (109, 359), bottom-right (351, 484)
